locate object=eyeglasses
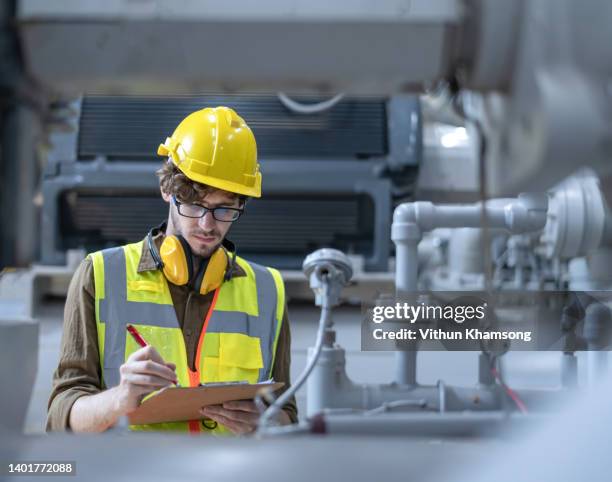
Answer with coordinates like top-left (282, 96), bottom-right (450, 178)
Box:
top-left (172, 196), bottom-right (243, 222)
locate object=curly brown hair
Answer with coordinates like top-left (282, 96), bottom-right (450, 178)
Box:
top-left (156, 159), bottom-right (246, 205)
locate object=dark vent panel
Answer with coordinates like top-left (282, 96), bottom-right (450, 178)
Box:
top-left (59, 192), bottom-right (374, 269)
top-left (78, 94), bottom-right (387, 161)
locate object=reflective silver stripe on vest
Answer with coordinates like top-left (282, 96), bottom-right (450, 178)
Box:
top-left (99, 247), bottom-right (179, 388)
top-left (206, 261), bottom-right (279, 381)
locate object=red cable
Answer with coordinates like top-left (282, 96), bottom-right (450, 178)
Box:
top-left (491, 367), bottom-right (528, 414)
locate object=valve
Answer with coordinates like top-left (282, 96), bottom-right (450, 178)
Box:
top-left (302, 248), bottom-right (353, 308)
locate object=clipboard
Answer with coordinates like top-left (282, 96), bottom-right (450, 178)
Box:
top-left (127, 380), bottom-right (284, 425)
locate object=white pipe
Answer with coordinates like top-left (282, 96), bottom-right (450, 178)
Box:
top-left (448, 228), bottom-right (485, 275)
top-left (395, 195), bottom-right (548, 234)
top-left (391, 193), bottom-right (548, 385)
top-left (391, 203), bottom-right (421, 385)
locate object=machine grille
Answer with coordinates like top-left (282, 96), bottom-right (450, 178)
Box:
top-left (78, 94), bottom-right (387, 160)
top-left (59, 192), bottom-right (374, 268)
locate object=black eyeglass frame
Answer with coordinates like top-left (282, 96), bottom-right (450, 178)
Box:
top-left (172, 195), bottom-right (244, 222)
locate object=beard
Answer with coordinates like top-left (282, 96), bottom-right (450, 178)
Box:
top-left (190, 237), bottom-right (222, 258)
top-left (170, 209), bottom-right (223, 258)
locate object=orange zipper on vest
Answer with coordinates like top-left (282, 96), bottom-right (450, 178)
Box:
top-left (187, 287), bottom-right (220, 434)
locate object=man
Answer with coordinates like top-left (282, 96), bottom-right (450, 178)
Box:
top-left (47, 106), bottom-right (297, 435)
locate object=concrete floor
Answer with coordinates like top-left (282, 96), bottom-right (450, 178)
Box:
top-left (24, 299), bottom-right (574, 434)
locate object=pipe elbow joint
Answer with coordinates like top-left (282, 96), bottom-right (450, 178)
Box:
top-left (393, 202), bottom-right (418, 225)
top-left (392, 202), bottom-right (434, 242)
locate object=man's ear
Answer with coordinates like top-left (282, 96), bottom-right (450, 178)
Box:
top-left (161, 188), bottom-right (172, 203)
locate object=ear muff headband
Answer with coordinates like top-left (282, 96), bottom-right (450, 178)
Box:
top-left (147, 222), bottom-right (166, 270)
top-left (193, 257), bottom-right (209, 295)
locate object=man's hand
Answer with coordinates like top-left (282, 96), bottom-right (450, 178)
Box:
top-left (199, 401), bottom-right (291, 435)
top-left (113, 345), bottom-right (178, 415)
top-left (69, 345), bottom-right (177, 432)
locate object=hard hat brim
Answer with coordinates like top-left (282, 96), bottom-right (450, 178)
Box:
top-left (174, 161), bottom-right (262, 198)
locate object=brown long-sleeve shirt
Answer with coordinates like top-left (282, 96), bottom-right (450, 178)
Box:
top-left (46, 234), bottom-right (297, 431)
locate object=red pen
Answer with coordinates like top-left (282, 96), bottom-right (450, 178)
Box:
top-left (126, 324), bottom-right (179, 386)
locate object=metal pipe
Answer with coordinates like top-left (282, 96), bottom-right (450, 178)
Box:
top-left (561, 353), bottom-right (578, 389)
top-left (306, 345), bottom-right (507, 415)
top-left (391, 194), bottom-right (548, 386)
top-left (391, 204), bottom-right (421, 385)
top-left (584, 303), bottom-right (612, 386)
top-left (395, 351), bottom-right (418, 386)
top-left (312, 412), bottom-right (532, 437)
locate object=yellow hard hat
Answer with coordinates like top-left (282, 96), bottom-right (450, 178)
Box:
top-left (157, 106), bottom-right (261, 197)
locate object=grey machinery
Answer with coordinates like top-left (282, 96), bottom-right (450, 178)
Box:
top-left (40, 94), bottom-right (421, 272)
top-left (257, 193), bottom-right (608, 437)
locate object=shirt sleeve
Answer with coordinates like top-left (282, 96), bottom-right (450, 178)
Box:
top-left (46, 257), bottom-right (103, 432)
top-left (270, 303), bottom-right (299, 423)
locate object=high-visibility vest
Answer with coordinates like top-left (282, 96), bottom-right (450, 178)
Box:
top-left (89, 240), bottom-right (285, 434)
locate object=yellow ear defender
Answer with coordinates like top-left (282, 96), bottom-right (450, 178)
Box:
top-left (147, 223), bottom-right (236, 295)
